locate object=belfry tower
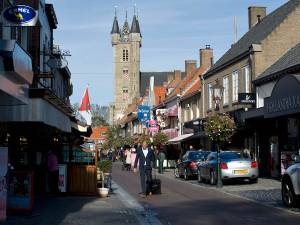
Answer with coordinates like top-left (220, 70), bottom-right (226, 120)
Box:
top-left (111, 10), bottom-right (142, 121)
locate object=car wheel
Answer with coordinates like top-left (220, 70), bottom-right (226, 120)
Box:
top-left (184, 169), bottom-right (189, 180)
top-left (210, 171), bottom-right (216, 185)
top-left (282, 179), bottom-right (297, 207)
top-left (174, 168), bottom-right (180, 178)
top-left (197, 169), bottom-right (202, 183)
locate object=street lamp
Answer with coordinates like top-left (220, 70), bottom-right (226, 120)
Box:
top-left (211, 79), bottom-right (224, 188)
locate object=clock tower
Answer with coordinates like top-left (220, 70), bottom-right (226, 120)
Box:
top-left (111, 11), bottom-right (142, 122)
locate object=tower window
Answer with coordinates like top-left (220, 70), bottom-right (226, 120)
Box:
top-left (123, 68), bottom-right (129, 80)
top-left (122, 49), bottom-right (129, 62)
top-left (122, 89), bottom-right (129, 100)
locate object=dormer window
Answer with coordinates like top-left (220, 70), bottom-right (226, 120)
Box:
top-left (122, 49), bottom-right (129, 61)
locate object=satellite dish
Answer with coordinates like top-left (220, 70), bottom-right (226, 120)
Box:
top-left (47, 58), bottom-right (68, 69)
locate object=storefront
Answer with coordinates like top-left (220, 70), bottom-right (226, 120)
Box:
top-left (243, 74), bottom-right (300, 178)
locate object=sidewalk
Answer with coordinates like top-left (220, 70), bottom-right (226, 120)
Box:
top-left (155, 168), bottom-right (300, 214)
top-left (1, 178), bottom-right (163, 225)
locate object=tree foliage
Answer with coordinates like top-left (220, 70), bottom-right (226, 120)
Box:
top-left (153, 131), bottom-right (169, 148)
top-left (204, 114), bottom-right (236, 144)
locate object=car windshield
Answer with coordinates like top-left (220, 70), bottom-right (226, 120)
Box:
top-left (220, 152), bottom-right (242, 160)
top-left (189, 152), bottom-right (204, 160)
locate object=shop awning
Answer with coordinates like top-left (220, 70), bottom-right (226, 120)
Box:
top-left (168, 133), bottom-right (194, 144)
top-left (0, 98), bottom-right (71, 133)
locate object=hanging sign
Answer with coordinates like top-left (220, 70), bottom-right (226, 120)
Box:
top-left (2, 5), bottom-right (38, 27)
top-left (149, 120), bottom-right (159, 133)
top-left (238, 93), bottom-right (256, 105)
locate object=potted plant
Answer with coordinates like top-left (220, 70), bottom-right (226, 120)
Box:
top-left (97, 160), bottom-right (112, 197)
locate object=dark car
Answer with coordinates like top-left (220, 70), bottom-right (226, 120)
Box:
top-left (174, 150), bottom-right (210, 180)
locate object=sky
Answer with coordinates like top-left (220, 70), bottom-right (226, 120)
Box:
top-left (47, 0), bottom-right (287, 106)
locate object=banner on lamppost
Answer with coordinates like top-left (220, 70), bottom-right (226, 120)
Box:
top-left (138, 105), bottom-right (150, 124)
top-left (149, 120), bottom-right (159, 133)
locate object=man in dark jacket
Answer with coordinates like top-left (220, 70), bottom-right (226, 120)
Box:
top-left (134, 141), bottom-right (154, 197)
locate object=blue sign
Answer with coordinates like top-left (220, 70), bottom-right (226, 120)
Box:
top-left (138, 105), bottom-right (150, 123)
top-left (2, 5), bottom-right (38, 26)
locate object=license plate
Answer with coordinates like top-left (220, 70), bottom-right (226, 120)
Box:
top-left (234, 169), bottom-right (248, 175)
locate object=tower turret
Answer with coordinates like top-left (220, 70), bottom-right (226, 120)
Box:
top-left (111, 10), bottom-right (120, 45)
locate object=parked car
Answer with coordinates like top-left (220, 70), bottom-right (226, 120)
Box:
top-left (281, 155), bottom-right (300, 207)
top-left (197, 151), bottom-right (258, 184)
top-left (174, 151), bottom-right (210, 180)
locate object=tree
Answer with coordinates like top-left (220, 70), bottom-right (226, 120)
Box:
top-left (153, 132), bottom-right (169, 149)
top-left (72, 103), bottom-right (109, 127)
top-left (138, 134), bottom-right (151, 145)
top-left (204, 114), bottom-right (236, 145)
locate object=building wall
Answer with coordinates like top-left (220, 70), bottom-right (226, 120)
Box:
top-left (253, 5), bottom-right (300, 79)
top-left (181, 93), bottom-right (201, 123)
top-left (112, 32), bottom-right (141, 120)
top-left (203, 57), bottom-right (251, 116)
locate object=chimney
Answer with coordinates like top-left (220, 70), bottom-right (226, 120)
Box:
top-left (200, 45), bottom-right (214, 69)
top-left (185, 60), bottom-right (197, 76)
top-left (174, 70), bottom-right (181, 81)
top-left (248, 6), bottom-right (266, 29)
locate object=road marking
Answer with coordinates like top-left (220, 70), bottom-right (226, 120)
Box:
top-left (112, 180), bottom-right (164, 225)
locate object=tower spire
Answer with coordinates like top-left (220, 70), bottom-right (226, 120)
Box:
top-left (131, 6), bottom-right (141, 34)
top-left (111, 6), bottom-right (120, 34)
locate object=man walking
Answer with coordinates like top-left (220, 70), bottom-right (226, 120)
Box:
top-left (158, 149), bottom-right (166, 174)
top-left (134, 141), bottom-right (154, 198)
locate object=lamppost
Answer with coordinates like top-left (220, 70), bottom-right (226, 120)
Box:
top-left (211, 79), bottom-right (224, 188)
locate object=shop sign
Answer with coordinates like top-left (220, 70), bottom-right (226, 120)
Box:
top-left (238, 93), bottom-right (256, 105)
top-left (2, 5), bottom-right (38, 26)
top-left (265, 95), bottom-right (300, 115)
top-left (264, 75), bottom-right (300, 118)
top-left (156, 109), bottom-right (168, 128)
top-left (0, 147), bottom-right (8, 221)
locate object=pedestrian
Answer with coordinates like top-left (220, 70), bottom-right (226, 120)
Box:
top-left (47, 150), bottom-right (59, 195)
top-left (158, 148), bottom-right (166, 174)
top-left (131, 146), bottom-right (137, 170)
top-left (125, 147), bottom-right (131, 171)
top-left (134, 141), bottom-right (155, 198)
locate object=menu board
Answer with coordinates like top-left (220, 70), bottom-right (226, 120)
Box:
top-left (7, 171), bottom-right (34, 211)
top-left (0, 147), bottom-right (8, 221)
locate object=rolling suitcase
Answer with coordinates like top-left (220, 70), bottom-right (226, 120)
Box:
top-left (151, 178), bottom-right (161, 194)
top-left (150, 169), bottom-right (161, 194)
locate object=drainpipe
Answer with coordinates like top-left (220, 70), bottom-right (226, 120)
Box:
top-left (201, 76), bottom-right (205, 118)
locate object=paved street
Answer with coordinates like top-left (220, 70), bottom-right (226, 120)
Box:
top-left (113, 163), bottom-right (300, 225)
top-left (1, 195), bottom-right (141, 225)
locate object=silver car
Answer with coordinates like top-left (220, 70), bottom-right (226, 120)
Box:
top-left (197, 151), bottom-right (259, 184)
top-left (281, 156), bottom-right (300, 207)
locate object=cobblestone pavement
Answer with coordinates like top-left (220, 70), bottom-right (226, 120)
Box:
top-left (157, 168), bottom-right (300, 214)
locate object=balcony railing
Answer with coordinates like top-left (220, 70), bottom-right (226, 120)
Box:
top-left (30, 74), bottom-right (73, 115)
